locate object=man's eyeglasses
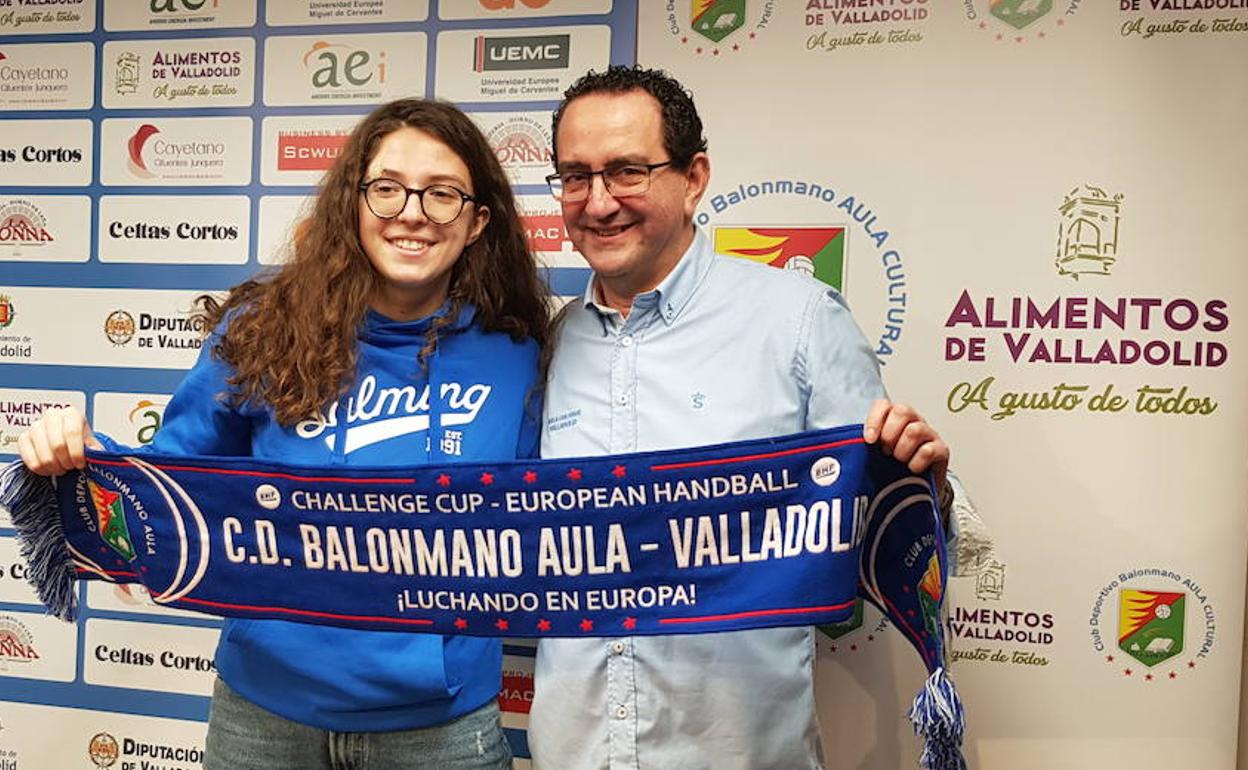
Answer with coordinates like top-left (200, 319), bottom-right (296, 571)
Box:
top-left (546, 161), bottom-right (674, 202)
top-left (359, 178), bottom-right (477, 224)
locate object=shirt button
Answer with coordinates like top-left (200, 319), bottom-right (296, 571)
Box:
top-left (617, 394), bottom-right (629, 406)
top-left (620, 335), bottom-right (633, 347)
top-left (611, 641), bottom-right (625, 655)
top-left (615, 705), bottom-right (628, 719)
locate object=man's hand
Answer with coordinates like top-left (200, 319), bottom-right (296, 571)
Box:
top-left (863, 399), bottom-right (949, 494)
top-left (17, 406), bottom-right (102, 476)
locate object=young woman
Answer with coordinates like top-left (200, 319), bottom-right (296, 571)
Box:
top-left (17, 99), bottom-right (548, 769)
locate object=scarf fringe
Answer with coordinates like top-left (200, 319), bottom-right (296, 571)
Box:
top-left (0, 460), bottom-right (78, 621)
top-left (908, 666), bottom-right (967, 770)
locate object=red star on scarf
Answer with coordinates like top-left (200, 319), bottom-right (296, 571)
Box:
top-left (480, 472), bottom-right (494, 486)
top-left (1145, 674), bottom-right (1153, 681)
top-left (622, 617), bottom-right (637, 630)
top-left (612, 465), bottom-right (627, 478)
top-left (1123, 669), bottom-right (1133, 676)
top-left (495, 618), bottom-right (509, 631)
top-left (1105, 655), bottom-right (1115, 662)
top-left (536, 619), bottom-right (551, 632)
top-left (437, 473), bottom-right (451, 487)
top-left (454, 617), bottom-right (467, 630)
top-left (1169, 672), bottom-right (1177, 679)
top-left (1188, 661), bottom-right (1196, 669)
top-left (579, 618), bottom-right (594, 632)
top-left (523, 470), bottom-right (537, 484)
top-left (567, 468), bottom-right (583, 481)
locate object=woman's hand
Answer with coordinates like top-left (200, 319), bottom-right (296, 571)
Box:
top-left (17, 406), bottom-right (102, 476)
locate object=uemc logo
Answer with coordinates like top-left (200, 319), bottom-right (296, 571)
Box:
top-left (303, 40), bottom-right (385, 89)
top-left (473, 34), bottom-right (569, 72)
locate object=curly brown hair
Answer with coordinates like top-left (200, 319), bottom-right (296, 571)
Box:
top-left (196, 99), bottom-right (549, 426)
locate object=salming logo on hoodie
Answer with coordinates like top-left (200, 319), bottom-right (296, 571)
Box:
top-left (294, 375), bottom-right (492, 455)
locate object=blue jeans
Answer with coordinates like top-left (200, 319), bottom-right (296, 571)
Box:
top-left (204, 678), bottom-right (512, 770)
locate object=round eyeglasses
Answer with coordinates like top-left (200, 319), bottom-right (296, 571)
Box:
top-left (359, 178), bottom-right (478, 224)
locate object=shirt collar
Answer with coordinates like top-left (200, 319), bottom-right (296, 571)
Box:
top-left (581, 228), bottom-right (713, 327)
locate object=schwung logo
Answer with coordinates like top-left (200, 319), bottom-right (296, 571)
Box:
top-left (295, 376), bottom-right (492, 455)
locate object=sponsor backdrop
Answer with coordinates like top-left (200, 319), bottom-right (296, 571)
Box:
top-left (1, 2), bottom-right (1246, 769)
top-left (0, 1), bottom-right (631, 767)
top-left (635, 2), bottom-right (1248, 769)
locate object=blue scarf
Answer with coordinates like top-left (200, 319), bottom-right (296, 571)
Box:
top-left (1, 424), bottom-right (965, 769)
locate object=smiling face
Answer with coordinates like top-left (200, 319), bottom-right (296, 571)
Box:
top-left (554, 89), bottom-right (708, 312)
top-left (357, 126), bottom-right (489, 321)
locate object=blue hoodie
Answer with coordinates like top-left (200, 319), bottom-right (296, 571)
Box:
top-left (100, 304), bottom-right (540, 731)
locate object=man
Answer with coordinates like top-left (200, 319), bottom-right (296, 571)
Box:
top-left (534, 65), bottom-right (953, 770)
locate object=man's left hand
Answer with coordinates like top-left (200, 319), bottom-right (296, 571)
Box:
top-left (863, 399), bottom-right (949, 494)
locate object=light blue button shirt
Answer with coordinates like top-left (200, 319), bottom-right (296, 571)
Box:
top-left (533, 230), bottom-right (887, 770)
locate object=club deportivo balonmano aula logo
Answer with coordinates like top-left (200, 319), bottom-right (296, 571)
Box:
top-left (1090, 568), bottom-right (1217, 683)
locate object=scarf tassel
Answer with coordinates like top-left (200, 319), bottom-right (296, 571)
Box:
top-left (908, 666), bottom-right (968, 770)
top-left (0, 460), bottom-right (78, 622)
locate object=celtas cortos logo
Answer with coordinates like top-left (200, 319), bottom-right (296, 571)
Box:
top-left (713, 227), bottom-right (846, 291)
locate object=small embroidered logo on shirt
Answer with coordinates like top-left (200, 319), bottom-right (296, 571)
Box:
top-left (546, 408), bottom-right (581, 432)
top-left (691, 392), bottom-right (706, 409)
